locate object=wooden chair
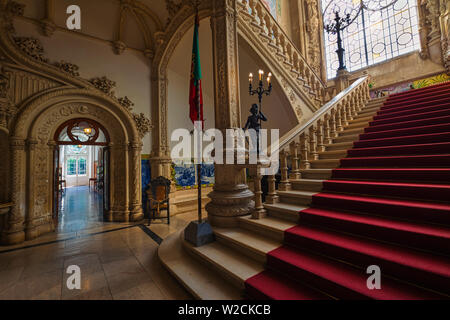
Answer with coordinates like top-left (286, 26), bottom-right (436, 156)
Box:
top-left (146, 176), bottom-right (171, 225)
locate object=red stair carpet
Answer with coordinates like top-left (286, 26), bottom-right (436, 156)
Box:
top-left (245, 81), bottom-right (450, 300)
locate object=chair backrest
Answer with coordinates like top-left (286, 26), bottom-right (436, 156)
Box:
top-left (146, 176), bottom-right (171, 201)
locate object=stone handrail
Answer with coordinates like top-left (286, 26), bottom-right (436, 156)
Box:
top-left (251, 76), bottom-right (371, 218)
top-left (236, 0), bottom-right (326, 106)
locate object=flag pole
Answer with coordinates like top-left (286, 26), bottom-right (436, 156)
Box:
top-left (195, 7), bottom-right (202, 224)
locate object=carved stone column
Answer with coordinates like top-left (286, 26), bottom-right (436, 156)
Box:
top-left (41, 0), bottom-right (56, 37)
top-left (439, 0), bottom-right (449, 73)
top-left (150, 73), bottom-right (172, 180)
top-left (25, 139), bottom-right (38, 240)
top-left (129, 142), bottom-right (144, 221)
top-left (1, 137), bottom-right (26, 245)
top-left (206, 0), bottom-right (255, 227)
top-left (420, 0), bottom-right (444, 65)
top-left (110, 143), bottom-right (130, 222)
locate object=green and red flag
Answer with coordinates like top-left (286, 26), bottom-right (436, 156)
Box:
top-left (189, 13), bottom-right (204, 127)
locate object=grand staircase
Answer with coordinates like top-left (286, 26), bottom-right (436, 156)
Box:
top-left (162, 81), bottom-right (450, 300)
top-left (245, 81), bottom-right (450, 300)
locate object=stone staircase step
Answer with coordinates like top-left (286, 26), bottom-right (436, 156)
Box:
top-left (348, 115), bottom-right (374, 123)
top-left (345, 121), bottom-right (370, 130)
top-left (264, 202), bottom-right (306, 223)
top-left (310, 159), bottom-right (341, 169)
top-left (158, 230), bottom-right (242, 300)
top-left (333, 133), bottom-right (361, 143)
top-left (319, 150), bottom-right (347, 160)
top-left (298, 169), bottom-right (333, 179)
top-left (290, 178), bottom-right (324, 192)
top-left (238, 215), bottom-right (297, 242)
top-left (338, 127), bottom-right (365, 137)
top-left (325, 141), bottom-right (354, 151)
top-left (214, 227), bottom-right (281, 264)
top-left (277, 190), bottom-right (316, 206)
top-left (183, 237), bottom-right (264, 290)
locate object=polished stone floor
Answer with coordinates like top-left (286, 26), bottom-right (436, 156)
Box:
top-left (0, 206), bottom-right (200, 299)
top-left (57, 186), bottom-right (104, 234)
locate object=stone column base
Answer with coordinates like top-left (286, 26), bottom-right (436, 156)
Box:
top-left (206, 185), bottom-right (255, 228)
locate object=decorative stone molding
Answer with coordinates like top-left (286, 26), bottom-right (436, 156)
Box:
top-left (0, 67), bottom-right (10, 99)
top-left (6, 1), bottom-right (25, 16)
top-left (13, 37), bottom-right (48, 63)
top-left (40, 19), bottom-right (56, 37)
top-left (165, 0), bottom-right (184, 26)
top-left (133, 112), bottom-right (153, 139)
top-left (54, 60), bottom-right (80, 77)
top-left (118, 96), bottom-right (134, 110)
top-left (305, 0), bottom-right (322, 76)
top-left (113, 40), bottom-right (126, 55)
top-left (89, 76), bottom-right (116, 96)
top-left (281, 78), bottom-right (303, 122)
top-left (0, 10), bottom-right (154, 243)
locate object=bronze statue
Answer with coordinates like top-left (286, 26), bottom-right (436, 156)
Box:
top-left (244, 104), bottom-right (267, 153)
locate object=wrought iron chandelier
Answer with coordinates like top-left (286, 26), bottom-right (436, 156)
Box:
top-left (323, 0), bottom-right (399, 72)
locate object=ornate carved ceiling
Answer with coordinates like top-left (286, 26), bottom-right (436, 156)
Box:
top-left (13, 0), bottom-right (187, 57)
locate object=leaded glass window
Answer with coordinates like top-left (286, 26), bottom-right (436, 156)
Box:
top-left (322, 0), bottom-right (421, 79)
top-left (78, 158), bottom-right (87, 175)
top-left (67, 158), bottom-right (77, 176)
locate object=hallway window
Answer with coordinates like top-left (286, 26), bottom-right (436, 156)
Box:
top-left (322, 0), bottom-right (421, 79)
top-left (67, 158), bottom-right (77, 176)
top-left (78, 158), bottom-right (87, 175)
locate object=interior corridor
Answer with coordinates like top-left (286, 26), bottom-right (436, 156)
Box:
top-left (57, 186), bottom-right (104, 234)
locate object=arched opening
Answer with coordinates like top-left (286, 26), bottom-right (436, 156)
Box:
top-left (53, 118), bottom-right (111, 234)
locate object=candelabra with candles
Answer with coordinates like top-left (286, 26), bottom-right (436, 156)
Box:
top-left (247, 69), bottom-right (272, 153)
top-left (249, 69), bottom-right (273, 104)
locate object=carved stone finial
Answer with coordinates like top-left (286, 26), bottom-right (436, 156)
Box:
top-left (132, 113), bottom-right (152, 139)
top-left (13, 37), bottom-right (48, 63)
top-left (55, 60), bottom-right (80, 77)
top-left (113, 40), bottom-right (126, 55)
top-left (118, 96), bottom-right (134, 110)
top-left (90, 76), bottom-right (116, 95)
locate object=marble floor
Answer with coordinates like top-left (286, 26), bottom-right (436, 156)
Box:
top-left (0, 208), bottom-right (201, 300)
top-left (57, 186), bottom-right (104, 234)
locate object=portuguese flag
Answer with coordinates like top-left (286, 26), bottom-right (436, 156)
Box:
top-left (189, 13), bottom-right (204, 127)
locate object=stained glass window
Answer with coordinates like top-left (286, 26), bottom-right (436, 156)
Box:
top-left (322, 0), bottom-right (421, 79)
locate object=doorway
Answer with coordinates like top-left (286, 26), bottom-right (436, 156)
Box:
top-left (53, 119), bottom-right (110, 234)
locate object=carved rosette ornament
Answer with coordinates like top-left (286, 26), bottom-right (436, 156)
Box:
top-left (132, 112), bottom-right (152, 139)
top-left (55, 61), bottom-right (80, 77)
top-left (90, 76), bottom-right (116, 96)
top-left (13, 37), bottom-right (48, 63)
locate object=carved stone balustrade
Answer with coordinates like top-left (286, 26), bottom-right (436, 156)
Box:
top-left (249, 76), bottom-right (370, 219)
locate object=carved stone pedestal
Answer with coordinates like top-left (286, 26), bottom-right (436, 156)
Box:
top-left (335, 69), bottom-right (350, 93)
top-left (206, 172), bottom-right (255, 227)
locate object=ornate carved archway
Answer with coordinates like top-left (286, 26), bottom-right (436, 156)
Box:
top-left (2, 88), bottom-right (145, 244)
